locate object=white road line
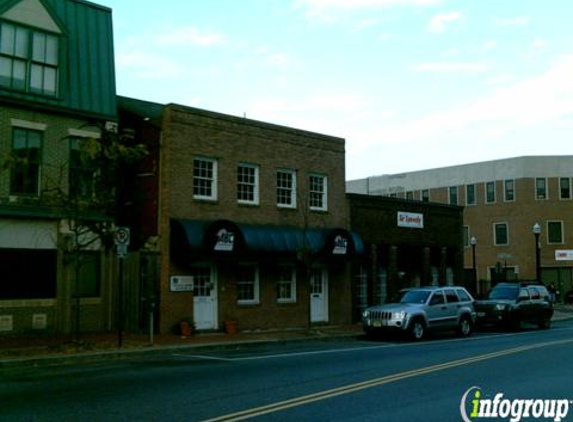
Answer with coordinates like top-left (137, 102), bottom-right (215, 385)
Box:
top-left (172, 354), bottom-right (233, 362)
top-left (173, 326), bottom-right (573, 362)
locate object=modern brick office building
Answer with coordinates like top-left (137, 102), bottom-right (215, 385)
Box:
top-left (347, 156), bottom-right (573, 298)
top-left (0, 0), bottom-right (117, 334)
top-left (119, 96), bottom-right (362, 334)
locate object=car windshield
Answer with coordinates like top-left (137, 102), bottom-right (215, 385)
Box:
top-left (488, 287), bottom-right (518, 300)
top-left (400, 290), bottom-right (431, 304)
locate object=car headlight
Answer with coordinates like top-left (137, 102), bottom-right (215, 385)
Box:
top-left (363, 310), bottom-right (370, 318)
top-left (494, 304), bottom-right (508, 311)
top-left (392, 311), bottom-right (406, 320)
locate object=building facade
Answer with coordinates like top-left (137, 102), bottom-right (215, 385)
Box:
top-left (348, 194), bottom-right (464, 321)
top-left (119, 97), bottom-right (362, 334)
top-left (347, 156), bottom-right (573, 298)
top-left (0, 0), bottom-right (117, 334)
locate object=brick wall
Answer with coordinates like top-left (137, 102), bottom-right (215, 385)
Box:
top-left (157, 104), bottom-right (351, 333)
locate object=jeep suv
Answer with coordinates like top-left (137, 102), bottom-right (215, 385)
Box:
top-left (474, 283), bottom-right (553, 330)
top-left (362, 286), bottom-right (476, 340)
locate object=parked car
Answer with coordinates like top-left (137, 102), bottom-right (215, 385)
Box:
top-left (362, 286), bottom-right (476, 341)
top-left (474, 283), bottom-right (553, 330)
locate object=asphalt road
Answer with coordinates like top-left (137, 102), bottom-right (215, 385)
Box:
top-left (2, 322), bottom-right (573, 422)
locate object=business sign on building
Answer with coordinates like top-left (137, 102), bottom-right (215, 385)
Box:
top-left (397, 211), bottom-right (424, 229)
top-left (170, 276), bottom-right (194, 292)
top-left (555, 250), bottom-right (573, 261)
top-left (332, 235), bottom-right (349, 255)
top-left (214, 228), bottom-right (235, 251)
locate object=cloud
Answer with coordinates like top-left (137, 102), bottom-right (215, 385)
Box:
top-left (155, 26), bottom-right (223, 47)
top-left (295, 0), bottom-right (441, 20)
top-left (484, 73), bottom-right (513, 86)
top-left (533, 39), bottom-right (547, 50)
top-left (482, 40), bottom-right (497, 52)
top-left (254, 47), bottom-right (294, 69)
top-left (116, 51), bottom-right (183, 79)
top-left (410, 62), bottom-right (489, 72)
top-left (396, 54), bottom-right (573, 141)
top-left (495, 16), bottom-right (531, 27)
top-left (427, 12), bottom-right (461, 33)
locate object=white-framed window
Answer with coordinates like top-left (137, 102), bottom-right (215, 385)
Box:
top-left (309, 174), bottom-right (327, 211)
top-left (466, 184), bottom-right (476, 206)
top-left (560, 178), bottom-right (571, 200)
top-left (547, 221), bottom-right (564, 245)
top-left (449, 186), bottom-right (458, 205)
top-left (504, 179), bottom-right (515, 202)
top-left (494, 222), bottom-right (509, 246)
top-left (535, 178), bottom-right (548, 200)
top-left (485, 181), bottom-right (496, 204)
top-left (277, 265), bottom-right (296, 303)
top-left (421, 189), bottom-right (430, 202)
top-left (193, 157), bottom-right (217, 200)
top-left (277, 169), bottom-right (296, 208)
top-left (237, 163), bottom-right (259, 205)
top-left (237, 264), bottom-right (259, 304)
top-left (69, 137), bottom-right (98, 200)
top-left (0, 22), bottom-right (59, 96)
top-left (10, 127), bottom-right (42, 196)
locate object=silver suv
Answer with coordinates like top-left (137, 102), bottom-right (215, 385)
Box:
top-left (362, 286), bottom-right (476, 340)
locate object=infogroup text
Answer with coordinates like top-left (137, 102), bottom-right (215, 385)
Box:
top-left (460, 386), bottom-right (572, 422)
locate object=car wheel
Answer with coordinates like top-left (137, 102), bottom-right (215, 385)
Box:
top-left (538, 318), bottom-right (551, 330)
top-left (457, 316), bottom-right (472, 337)
top-left (410, 319), bottom-right (425, 341)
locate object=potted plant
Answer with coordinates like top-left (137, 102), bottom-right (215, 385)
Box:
top-left (179, 318), bottom-right (194, 337)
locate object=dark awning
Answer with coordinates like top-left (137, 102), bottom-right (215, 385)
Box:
top-left (171, 219), bottom-right (364, 259)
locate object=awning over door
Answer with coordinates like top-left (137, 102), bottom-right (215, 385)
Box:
top-left (171, 219), bottom-right (363, 259)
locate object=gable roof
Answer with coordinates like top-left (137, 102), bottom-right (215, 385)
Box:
top-left (0, 0), bottom-right (65, 34)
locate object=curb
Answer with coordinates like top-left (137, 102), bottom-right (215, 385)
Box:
top-left (0, 331), bottom-right (361, 370)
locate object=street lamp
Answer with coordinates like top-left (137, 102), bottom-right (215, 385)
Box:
top-left (533, 223), bottom-right (541, 282)
top-left (470, 236), bottom-right (478, 295)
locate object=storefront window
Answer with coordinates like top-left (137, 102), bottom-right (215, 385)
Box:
top-left (0, 249), bottom-right (56, 299)
top-left (237, 264), bottom-right (259, 304)
top-left (277, 265), bottom-right (296, 303)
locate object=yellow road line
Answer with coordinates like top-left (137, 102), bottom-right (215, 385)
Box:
top-left (196, 338), bottom-right (573, 422)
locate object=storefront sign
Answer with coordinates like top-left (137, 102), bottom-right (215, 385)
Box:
top-left (332, 235), bottom-right (348, 255)
top-left (397, 211), bottom-right (424, 229)
top-left (555, 250), bottom-right (573, 261)
top-left (170, 276), bottom-right (194, 292)
top-left (214, 228), bottom-right (235, 251)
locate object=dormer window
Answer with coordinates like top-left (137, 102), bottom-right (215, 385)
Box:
top-left (0, 21), bottom-right (59, 97)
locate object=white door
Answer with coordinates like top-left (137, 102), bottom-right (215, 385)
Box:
top-left (310, 268), bottom-right (329, 323)
top-left (193, 266), bottom-right (217, 330)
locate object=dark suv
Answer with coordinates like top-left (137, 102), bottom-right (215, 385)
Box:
top-left (475, 283), bottom-right (553, 330)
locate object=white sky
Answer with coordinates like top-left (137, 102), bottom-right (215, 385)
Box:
top-left (97, 0), bottom-right (573, 180)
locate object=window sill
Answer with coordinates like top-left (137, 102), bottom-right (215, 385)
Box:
top-left (238, 202), bottom-right (260, 208)
top-left (237, 301), bottom-right (260, 307)
top-left (193, 197), bottom-right (219, 204)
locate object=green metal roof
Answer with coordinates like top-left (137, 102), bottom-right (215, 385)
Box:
top-left (0, 0), bottom-right (116, 120)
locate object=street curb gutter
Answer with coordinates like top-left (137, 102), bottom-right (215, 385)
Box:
top-left (0, 332), bottom-right (361, 370)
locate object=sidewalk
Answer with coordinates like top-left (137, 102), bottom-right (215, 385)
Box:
top-left (0, 324), bottom-right (364, 369)
top-left (2, 305), bottom-right (572, 370)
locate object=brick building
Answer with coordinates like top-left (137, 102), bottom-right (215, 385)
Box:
top-left (0, 0), bottom-right (117, 334)
top-left (118, 97), bottom-right (362, 334)
top-left (347, 156), bottom-right (573, 298)
top-left (348, 194), bottom-right (464, 321)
